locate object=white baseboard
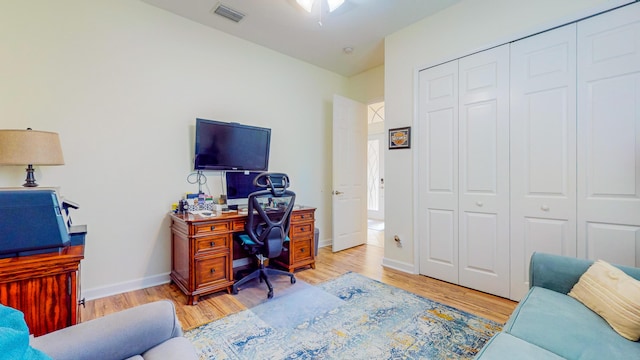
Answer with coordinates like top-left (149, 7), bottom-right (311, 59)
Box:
top-left (318, 239), bottom-right (331, 249)
top-left (82, 272), bottom-right (171, 301)
top-left (381, 256), bottom-right (416, 274)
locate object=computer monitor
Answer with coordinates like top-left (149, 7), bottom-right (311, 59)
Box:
top-left (225, 171), bottom-right (263, 206)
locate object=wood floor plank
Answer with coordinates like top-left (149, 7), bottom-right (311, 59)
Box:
top-left (81, 244), bottom-right (517, 329)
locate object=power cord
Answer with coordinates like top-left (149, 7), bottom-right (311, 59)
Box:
top-left (187, 171), bottom-right (210, 194)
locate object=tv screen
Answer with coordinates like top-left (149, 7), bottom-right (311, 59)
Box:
top-left (194, 119), bottom-right (271, 171)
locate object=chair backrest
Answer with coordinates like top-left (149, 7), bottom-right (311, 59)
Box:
top-left (245, 173), bottom-right (296, 258)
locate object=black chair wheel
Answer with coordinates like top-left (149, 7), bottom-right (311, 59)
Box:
top-left (291, 276), bottom-right (296, 284)
top-left (268, 290), bottom-right (274, 299)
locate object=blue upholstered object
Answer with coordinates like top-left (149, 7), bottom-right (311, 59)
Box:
top-left (238, 233), bottom-right (289, 246)
top-left (475, 253), bottom-right (640, 359)
top-left (474, 333), bottom-right (563, 359)
top-left (0, 305), bottom-right (52, 360)
top-left (0, 190), bottom-right (69, 258)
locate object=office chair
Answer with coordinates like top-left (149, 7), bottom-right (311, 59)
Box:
top-left (232, 172), bottom-right (296, 299)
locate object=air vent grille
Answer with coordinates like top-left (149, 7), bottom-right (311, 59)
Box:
top-left (212, 3), bottom-right (245, 23)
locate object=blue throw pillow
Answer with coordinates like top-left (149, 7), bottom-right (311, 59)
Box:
top-left (0, 305), bottom-right (52, 360)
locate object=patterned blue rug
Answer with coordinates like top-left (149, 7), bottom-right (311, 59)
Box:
top-left (185, 272), bottom-right (501, 359)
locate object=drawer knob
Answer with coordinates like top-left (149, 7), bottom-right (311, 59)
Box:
top-left (210, 226), bottom-right (216, 231)
top-left (300, 248), bottom-right (304, 252)
top-left (210, 269), bottom-right (216, 273)
top-left (210, 241), bottom-right (216, 247)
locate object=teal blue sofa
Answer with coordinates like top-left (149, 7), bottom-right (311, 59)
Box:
top-left (475, 253), bottom-right (640, 359)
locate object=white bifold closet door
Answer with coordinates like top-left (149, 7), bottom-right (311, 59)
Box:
top-left (577, 3), bottom-right (640, 266)
top-left (418, 60), bottom-right (459, 285)
top-left (509, 24), bottom-right (577, 300)
top-left (418, 45), bottom-right (510, 298)
top-left (458, 46), bottom-right (510, 298)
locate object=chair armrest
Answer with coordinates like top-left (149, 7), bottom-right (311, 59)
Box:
top-left (529, 253), bottom-right (593, 294)
top-left (529, 252), bottom-right (640, 294)
top-left (31, 300), bottom-right (186, 360)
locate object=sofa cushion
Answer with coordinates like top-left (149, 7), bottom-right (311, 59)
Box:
top-left (142, 337), bottom-right (197, 360)
top-left (474, 333), bottom-right (564, 359)
top-left (505, 286), bottom-right (640, 359)
top-left (568, 260), bottom-right (640, 341)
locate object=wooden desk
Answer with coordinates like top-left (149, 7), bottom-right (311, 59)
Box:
top-left (170, 206), bottom-right (316, 305)
top-left (0, 245), bottom-right (84, 336)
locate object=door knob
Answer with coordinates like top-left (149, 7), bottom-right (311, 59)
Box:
top-left (332, 190), bottom-right (343, 195)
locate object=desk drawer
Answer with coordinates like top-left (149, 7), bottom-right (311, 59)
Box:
top-left (195, 255), bottom-right (229, 287)
top-left (290, 223), bottom-right (313, 238)
top-left (291, 211), bottom-right (314, 223)
top-left (232, 220), bottom-right (245, 232)
top-left (195, 235), bottom-right (229, 254)
top-left (291, 239), bottom-right (312, 263)
top-left (194, 221), bottom-right (230, 235)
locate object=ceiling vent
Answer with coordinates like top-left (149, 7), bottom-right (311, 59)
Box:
top-left (212, 3), bottom-right (245, 23)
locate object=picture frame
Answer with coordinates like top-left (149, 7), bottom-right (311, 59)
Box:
top-left (389, 127), bottom-right (411, 149)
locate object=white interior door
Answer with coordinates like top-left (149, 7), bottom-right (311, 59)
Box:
top-left (577, 3), bottom-right (640, 266)
top-left (332, 94), bottom-right (368, 252)
top-left (509, 24), bottom-right (577, 300)
top-left (367, 132), bottom-right (385, 220)
top-left (457, 45), bottom-right (510, 298)
top-left (418, 60), bottom-right (459, 284)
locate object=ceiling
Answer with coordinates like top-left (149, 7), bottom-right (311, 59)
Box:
top-left (141, 0), bottom-right (463, 77)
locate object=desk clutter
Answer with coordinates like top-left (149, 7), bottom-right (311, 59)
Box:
top-left (172, 192), bottom-right (293, 216)
top-left (172, 192), bottom-right (216, 214)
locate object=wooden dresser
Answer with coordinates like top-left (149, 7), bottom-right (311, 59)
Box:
top-left (170, 206), bottom-right (316, 305)
top-left (273, 207), bottom-right (316, 272)
top-left (0, 245), bottom-right (84, 336)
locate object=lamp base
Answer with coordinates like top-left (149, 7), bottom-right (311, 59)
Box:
top-left (23, 164), bottom-right (38, 187)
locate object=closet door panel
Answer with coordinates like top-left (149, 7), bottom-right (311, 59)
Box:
top-left (578, 3), bottom-right (640, 266)
top-left (510, 24), bottom-right (577, 300)
top-left (458, 45), bottom-right (510, 297)
top-left (418, 60), bottom-right (459, 283)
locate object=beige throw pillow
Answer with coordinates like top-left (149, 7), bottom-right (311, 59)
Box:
top-left (568, 260), bottom-right (640, 341)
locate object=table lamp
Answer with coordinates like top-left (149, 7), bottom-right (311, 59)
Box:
top-left (0, 128), bottom-right (65, 187)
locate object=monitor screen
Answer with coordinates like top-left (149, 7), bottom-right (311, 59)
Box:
top-left (194, 119), bottom-right (271, 171)
top-left (225, 171), bottom-right (263, 200)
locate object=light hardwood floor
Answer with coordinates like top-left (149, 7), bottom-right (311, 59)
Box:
top-left (82, 244), bottom-right (517, 329)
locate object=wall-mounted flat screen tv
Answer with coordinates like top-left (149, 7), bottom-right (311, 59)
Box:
top-left (194, 119), bottom-right (271, 171)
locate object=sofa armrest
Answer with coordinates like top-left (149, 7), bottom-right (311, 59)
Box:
top-left (30, 300), bottom-right (187, 360)
top-left (529, 252), bottom-right (640, 294)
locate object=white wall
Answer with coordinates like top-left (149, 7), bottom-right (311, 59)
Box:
top-left (0, 0), bottom-right (347, 298)
top-left (346, 65), bottom-right (384, 104)
top-left (383, 0), bottom-right (632, 271)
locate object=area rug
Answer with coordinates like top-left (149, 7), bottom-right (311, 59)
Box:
top-left (185, 272), bottom-right (501, 359)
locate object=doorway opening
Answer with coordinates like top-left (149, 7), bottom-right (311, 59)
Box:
top-left (367, 100), bottom-right (385, 247)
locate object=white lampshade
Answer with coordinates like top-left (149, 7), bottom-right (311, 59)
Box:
top-left (327, 0), bottom-right (345, 12)
top-left (296, 0), bottom-right (314, 13)
top-left (296, 0), bottom-right (345, 13)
